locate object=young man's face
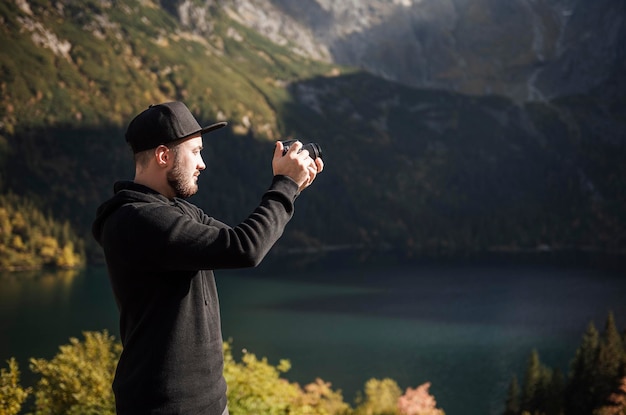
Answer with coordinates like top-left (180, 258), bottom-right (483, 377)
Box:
top-left (166, 135), bottom-right (206, 198)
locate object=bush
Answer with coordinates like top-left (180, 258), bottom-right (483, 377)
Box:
top-left (353, 378), bottom-right (403, 415)
top-left (397, 382), bottom-right (445, 415)
top-left (223, 342), bottom-right (350, 415)
top-left (8, 331), bottom-right (444, 415)
top-left (0, 358), bottom-right (30, 415)
top-left (29, 331), bottom-right (121, 415)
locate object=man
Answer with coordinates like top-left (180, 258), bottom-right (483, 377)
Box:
top-left (92, 101), bottom-right (323, 415)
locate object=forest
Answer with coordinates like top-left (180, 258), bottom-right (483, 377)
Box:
top-left (504, 313), bottom-right (626, 415)
top-left (0, 194), bottom-right (84, 271)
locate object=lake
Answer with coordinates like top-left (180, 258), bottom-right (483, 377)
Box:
top-left (1, 257), bottom-right (625, 415)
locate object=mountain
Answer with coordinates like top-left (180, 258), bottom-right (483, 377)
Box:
top-left (228, 0), bottom-right (626, 103)
top-left (0, 0), bottom-right (624, 264)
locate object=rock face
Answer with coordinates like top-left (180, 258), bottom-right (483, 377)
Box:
top-left (202, 0), bottom-right (625, 102)
top-left (532, 0), bottom-right (626, 100)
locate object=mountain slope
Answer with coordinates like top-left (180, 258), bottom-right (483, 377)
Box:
top-left (0, 0), bottom-right (336, 135)
top-left (0, 0), bottom-right (624, 262)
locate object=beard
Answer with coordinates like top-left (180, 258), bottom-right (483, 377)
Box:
top-left (166, 159), bottom-right (198, 199)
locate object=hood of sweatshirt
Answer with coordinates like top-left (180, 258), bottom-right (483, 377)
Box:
top-left (92, 181), bottom-right (169, 245)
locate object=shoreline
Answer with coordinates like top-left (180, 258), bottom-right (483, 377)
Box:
top-left (260, 245), bottom-right (626, 275)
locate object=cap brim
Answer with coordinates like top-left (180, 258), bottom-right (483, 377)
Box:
top-left (200, 121), bottom-right (228, 135)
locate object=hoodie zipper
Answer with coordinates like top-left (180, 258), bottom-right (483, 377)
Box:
top-left (200, 272), bottom-right (209, 306)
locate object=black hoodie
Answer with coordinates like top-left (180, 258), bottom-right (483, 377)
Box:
top-left (92, 176), bottom-right (298, 415)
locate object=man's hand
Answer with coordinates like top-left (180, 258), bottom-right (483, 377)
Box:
top-left (273, 141), bottom-right (324, 192)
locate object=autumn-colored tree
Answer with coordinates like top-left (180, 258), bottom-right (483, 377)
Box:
top-left (29, 331), bottom-right (121, 415)
top-left (223, 342), bottom-right (301, 415)
top-left (56, 242), bottom-right (82, 268)
top-left (353, 378), bottom-right (402, 415)
top-left (397, 382), bottom-right (444, 415)
top-left (21, 332), bottom-right (444, 415)
top-left (223, 342), bottom-right (350, 415)
top-left (593, 377), bottom-right (626, 415)
top-left (297, 378), bottom-right (351, 415)
top-left (0, 194), bottom-right (84, 271)
top-left (0, 358), bottom-right (30, 415)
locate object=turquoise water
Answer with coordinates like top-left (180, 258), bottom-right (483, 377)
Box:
top-left (1, 261), bottom-right (624, 414)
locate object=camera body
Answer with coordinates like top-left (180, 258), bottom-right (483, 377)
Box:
top-left (281, 139), bottom-right (323, 160)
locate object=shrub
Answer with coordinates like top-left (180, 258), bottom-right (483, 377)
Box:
top-left (354, 378), bottom-right (403, 415)
top-left (223, 342), bottom-right (350, 414)
top-left (0, 358), bottom-right (30, 415)
top-left (397, 382), bottom-right (445, 415)
top-left (29, 330), bottom-right (121, 415)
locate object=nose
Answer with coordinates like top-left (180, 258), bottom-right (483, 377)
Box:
top-left (198, 155), bottom-right (206, 171)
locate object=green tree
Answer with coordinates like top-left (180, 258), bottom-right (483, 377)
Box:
top-left (521, 349), bottom-right (543, 412)
top-left (506, 313), bottom-right (626, 415)
top-left (520, 349), bottom-right (556, 415)
top-left (0, 358), bottom-right (30, 415)
top-left (566, 321), bottom-right (601, 415)
top-left (564, 314), bottom-right (626, 414)
top-left (596, 313), bottom-right (626, 401)
top-left (544, 368), bottom-right (564, 415)
top-left (29, 331), bottom-right (121, 415)
top-left (504, 376), bottom-right (520, 415)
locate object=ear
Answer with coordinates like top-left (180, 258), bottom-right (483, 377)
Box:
top-left (155, 145), bottom-right (170, 167)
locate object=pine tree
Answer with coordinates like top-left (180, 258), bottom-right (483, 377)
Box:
top-left (521, 349), bottom-right (553, 414)
top-left (596, 313), bottom-right (625, 408)
top-left (566, 321), bottom-right (600, 415)
top-left (545, 368), bottom-right (564, 415)
top-left (503, 375), bottom-right (520, 415)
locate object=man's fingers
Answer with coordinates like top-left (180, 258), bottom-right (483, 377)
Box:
top-left (315, 158), bottom-right (324, 173)
top-left (297, 149), bottom-right (310, 160)
top-left (286, 140), bottom-right (302, 156)
top-left (274, 141), bottom-right (284, 158)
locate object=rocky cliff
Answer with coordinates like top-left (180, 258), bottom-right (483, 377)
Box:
top-left (213, 0), bottom-right (625, 102)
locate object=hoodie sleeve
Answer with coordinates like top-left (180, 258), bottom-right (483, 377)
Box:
top-left (101, 175), bottom-right (299, 272)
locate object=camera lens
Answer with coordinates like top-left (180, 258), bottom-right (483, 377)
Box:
top-left (302, 143), bottom-right (322, 160)
top-left (281, 140), bottom-right (323, 160)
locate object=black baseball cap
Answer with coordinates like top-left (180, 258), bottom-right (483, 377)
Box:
top-left (125, 101), bottom-right (227, 153)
